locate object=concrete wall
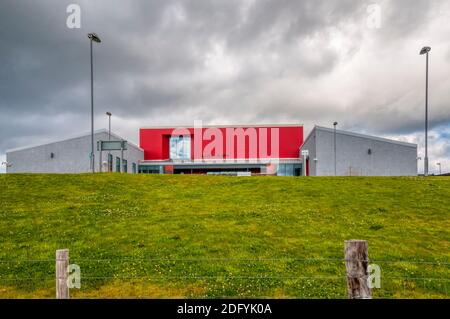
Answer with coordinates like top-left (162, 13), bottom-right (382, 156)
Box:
top-left (302, 126), bottom-right (417, 176)
top-left (6, 130), bottom-right (144, 173)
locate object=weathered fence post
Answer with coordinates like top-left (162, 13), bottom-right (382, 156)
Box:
top-left (344, 240), bottom-right (372, 299)
top-left (56, 249), bottom-right (69, 299)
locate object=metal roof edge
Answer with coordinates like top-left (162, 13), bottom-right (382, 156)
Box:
top-left (301, 125), bottom-right (318, 148)
top-left (6, 129), bottom-right (143, 153)
top-left (314, 126), bottom-right (418, 148)
top-left (140, 123), bottom-right (303, 129)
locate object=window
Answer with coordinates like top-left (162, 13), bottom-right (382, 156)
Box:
top-left (277, 164), bottom-right (302, 176)
top-left (285, 164), bottom-right (294, 176)
top-left (123, 159), bottom-right (128, 173)
top-left (139, 165), bottom-right (162, 174)
top-left (132, 163), bottom-right (137, 174)
top-left (170, 136), bottom-right (191, 160)
top-left (277, 164), bottom-right (286, 176)
top-left (116, 157), bottom-right (121, 172)
top-left (108, 154), bottom-right (113, 172)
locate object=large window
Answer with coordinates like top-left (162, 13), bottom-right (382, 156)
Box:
top-left (170, 136), bottom-right (191, 160)
top-left (139, 165), bottom-right (162, 174)
top-left (123, 159), bottom-right (128, 173)
top-left (108, 154), bottom-right (113, 172)
top-left (277, 164), bottom-right (302, 176)
top-left (116, 157), bottom-right (121, 172)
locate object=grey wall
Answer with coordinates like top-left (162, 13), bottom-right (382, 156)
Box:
top-left (302, 127), bottom-right (417, 176)
top-left (300, 130), bottom-right (317, 176)
top-left (6, 130), bottom-right (144, 173)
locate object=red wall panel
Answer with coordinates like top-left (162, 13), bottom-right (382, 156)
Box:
top-left (139, 126), bottom-right (303, 160)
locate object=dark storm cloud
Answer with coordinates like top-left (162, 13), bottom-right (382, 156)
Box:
top-left (0, 0), bottom-right (358, 126)
top-left (1, 0), bottom-right (450, 173)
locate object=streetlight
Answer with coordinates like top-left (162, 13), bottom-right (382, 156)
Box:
top-left (333, 122), bottom-right (338, 176)
top-left (106, 112), bottom-right (112, 172)
top-left (437, 162), bottom-right (441, 175)
top-left (88, 32), bottom-right (101, 173)
top-left (420, 46), bottom-right (431, 176)
top-left (106, 112), bottom-right (112, 140)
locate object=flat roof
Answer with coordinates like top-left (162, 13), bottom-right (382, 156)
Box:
top-left (6, 129), bottom-right (143, 153)
top-left (302, 125), bottom-right (417, 148)
top-left (140, 123), bottom-right (303, 129)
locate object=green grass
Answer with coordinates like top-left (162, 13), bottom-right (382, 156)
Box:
top-left (0, 174), bottom-right (449, 298)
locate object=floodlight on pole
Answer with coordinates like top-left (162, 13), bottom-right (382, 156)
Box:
top-left (88, 33), bottom-right (101, 173)
top-left (420, 46), bottom-right (431, 176)
top-left (420, 46), bottom-right (431, 55)
top-left (88, 33), bottom-right (101, 43)
top-left (106, 112), bottom-right (112, 140)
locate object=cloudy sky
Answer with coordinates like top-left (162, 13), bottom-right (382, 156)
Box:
top-left (1, 0), bottom-right (449, 173)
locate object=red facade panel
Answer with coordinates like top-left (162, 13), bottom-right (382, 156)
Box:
top-left (139, 125), bottom-right (303, 161)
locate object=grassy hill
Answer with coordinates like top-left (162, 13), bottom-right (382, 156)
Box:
top-left (0, 174), bottom-right (449, 298)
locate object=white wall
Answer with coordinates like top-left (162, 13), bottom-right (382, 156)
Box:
top-left (6, 131), bottom-right (143, 173)
top-left (315, 127), bottom-right (417, 176)
top-left (301, 127), bottom-right (417, 176)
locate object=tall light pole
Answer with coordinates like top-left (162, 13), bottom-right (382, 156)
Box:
top-left (106, 112), bottom-right (112, 140)
top-left (333, 122), bottom-right (338, 176)
top-left (106, 112), bottom-right (112, 172)
top-left (420, 46), bottom-right (431, 176)
top-left (88, 33), bottom-right (101, 173)
top-left (437, 162), bottom-right (441, 175)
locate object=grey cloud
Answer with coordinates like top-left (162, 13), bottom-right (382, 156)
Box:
top-left (381, 0), bottom-right (433, 39)
top-left (1, 0), bottom-right (450, 164)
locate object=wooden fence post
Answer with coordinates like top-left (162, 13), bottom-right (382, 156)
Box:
top-left (344, 240), bottom-right (372, 299)
top-left (56, 249), bottom-right (69, 299)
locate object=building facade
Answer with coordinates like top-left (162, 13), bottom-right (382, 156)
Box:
top-left (5, 124), bottom-right (419, 176)
top-left (139, 124), bottom-right (304, 175)
top-left (301, 126), bottom-right (418, 176)
top-left (6, 129), bottom-right (144, 173)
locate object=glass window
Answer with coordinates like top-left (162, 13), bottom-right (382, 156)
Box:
top-left (138, 165), bottom-right (161, 174)
top-left (277, 164), bottom-right (285, 176)
top-left (277, 164), bottom-right (300, 176)
top-left (285, 164), bottom-right (294, 176)
top-left (132, 163), bottom-right (137, 174)
top-left (108, 154), bottom-right (113, 172)
top-left (170, 136), bottom-right (191, 160)
top-left (123, 159), bottom-right (128, 173)
top-left (116, 157), bottom-right (121, 172)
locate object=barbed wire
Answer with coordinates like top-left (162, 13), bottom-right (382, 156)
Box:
top-left (79, 275), bottom-right (347, 280)
top-left (0, 275), bottom-right (448, 282)
top-left (0, 276), bottom-right (447, 299)
top-left (0, 257), bottom-right (448, 265)
top-left (1, 254), bottom-right (447, 300)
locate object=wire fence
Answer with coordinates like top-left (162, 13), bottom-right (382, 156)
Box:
top-left (0, 255), bottom-right (448, 299)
